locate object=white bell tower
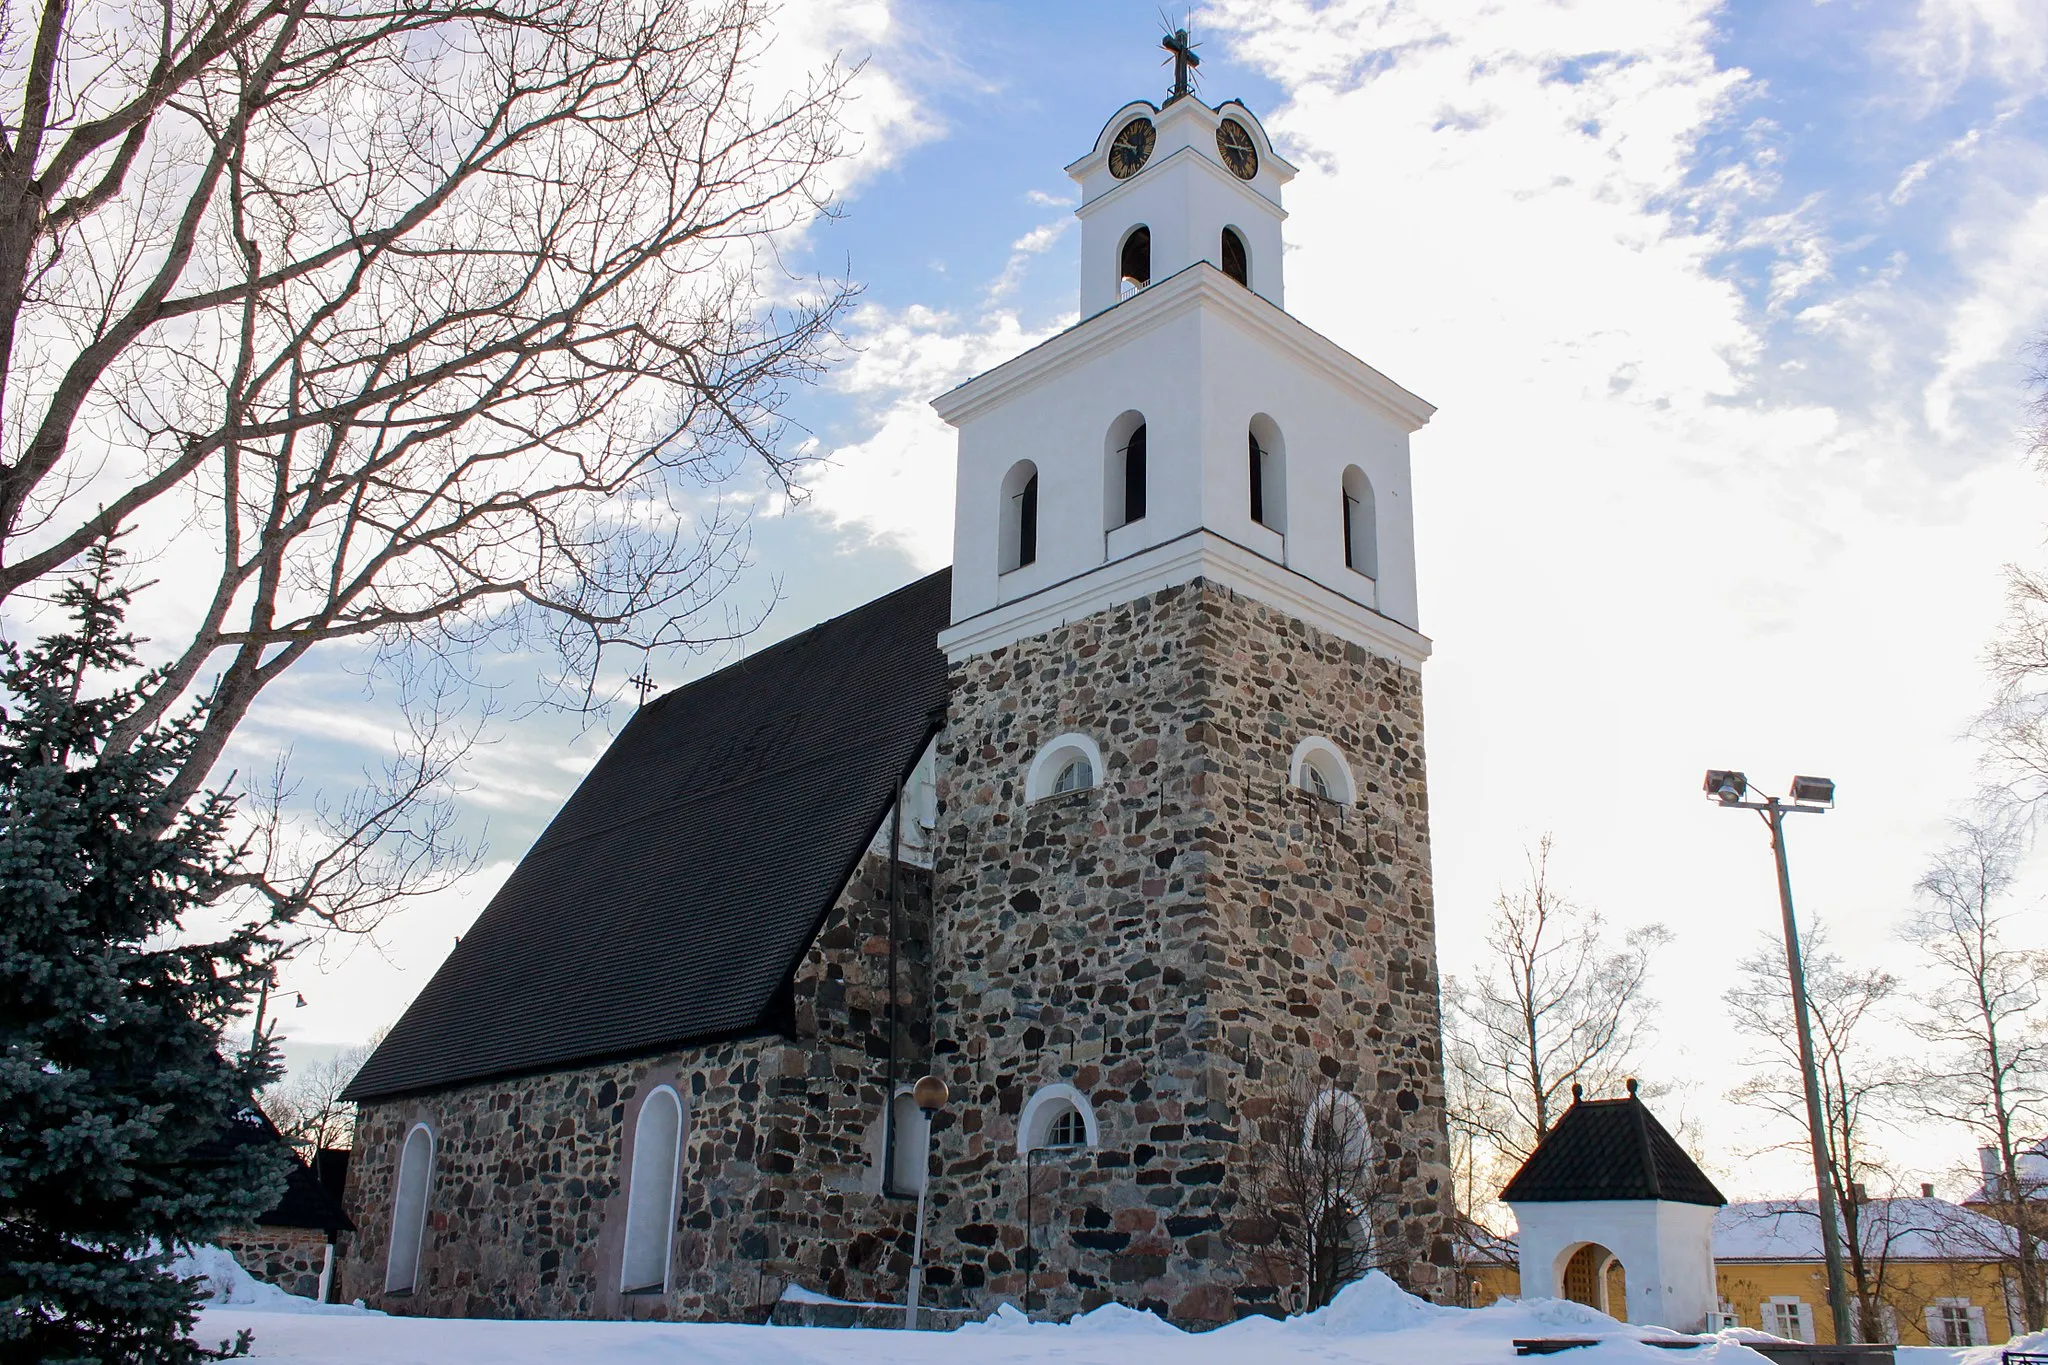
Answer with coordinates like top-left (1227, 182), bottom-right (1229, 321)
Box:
top-left (1069, 96), bottom-right (1292, 317)
top-left (933, 89), bottom-right (1436, 672)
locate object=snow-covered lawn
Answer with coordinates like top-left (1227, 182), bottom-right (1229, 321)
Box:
top-left (180, 1249), bottom-right (1998, 1365)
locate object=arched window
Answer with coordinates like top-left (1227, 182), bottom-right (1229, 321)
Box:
top-left (1221, 227), bottom-right (1249, 287)
top-left (1342, 465), bottom-right (1378, 579)
top-left (1289, 736), bottom-right (1359, 806)
top-left (1024, 732), bottom-right (1103, 803)
top-left (384, 1122), bottom-right (434, 1294)
top-left (1119, 225), bottom-right (1151, 297)
top-left (1018, 1083), bottom-right (1100, 1155)
top-left (1105, 411), bottom-right (1147, 529)
top-left (1304, 1090), bottom-right (1372, 1162)
top-left (887, 1089), bottom-right (933, 1195)
top-left (619, 1086), bottom-right (683, 1294)
top-left (1248, 414), bottom-right (1286, 533)
top-left (1000, 460), bottom-right (1039, 573)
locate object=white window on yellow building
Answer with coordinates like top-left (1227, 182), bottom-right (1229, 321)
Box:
top-left (1763, 1296), bottom-right (1815, 1343)
top-left (1926, 1298), bottom-right (1988, 1347)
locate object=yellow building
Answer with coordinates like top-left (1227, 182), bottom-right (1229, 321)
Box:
top-left (1462, 1196), bottom-right (2020, 1348)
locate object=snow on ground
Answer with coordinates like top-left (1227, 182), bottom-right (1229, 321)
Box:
top-left (187, 1261), bottom-right (1872, 1365)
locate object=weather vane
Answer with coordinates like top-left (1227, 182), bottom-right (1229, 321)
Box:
top-left (1160, 19), bottom-right (1200, 103)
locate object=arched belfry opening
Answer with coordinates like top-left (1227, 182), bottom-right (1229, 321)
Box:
top-left (1000, 460), bottom-right (1039, 573)
top-left (1105, 411), bottom-right (1147, 530)
top-left (1119, 225), bottom-right (1151, 297)
top-left (1220, 227), bottom-right (1248, 287)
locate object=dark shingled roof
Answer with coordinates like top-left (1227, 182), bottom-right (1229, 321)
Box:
top-left (1499, 1085), bottom-right (1726, 1208)
top-left (342, 569), bottom-right (953, 1102)
top-left (206, 1103), bottom-right (355, 1233)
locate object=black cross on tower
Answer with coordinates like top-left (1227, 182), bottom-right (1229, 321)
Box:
top-left (1161, 27), bottom-right (1200, 102)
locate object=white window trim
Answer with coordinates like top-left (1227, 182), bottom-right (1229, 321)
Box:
top-left (618, 1084), bottom-right (684, 1294)
top-left (1017, 1083), bottom-right (1100, 1156)
top-left (1288, 736), bottom-right (1359, 806)
top-left (885, 1085), bottom-right (934, 1195)
top-left (1764, 1296), bottom-right (1815, 1344)
top-left (1025, 733), bottom-right (1104, 803)
top-left (384, 1121), bottom-right (435, 1294)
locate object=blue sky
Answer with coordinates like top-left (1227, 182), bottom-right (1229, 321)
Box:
top-left (262, 0), bottom-right (2048, 1200)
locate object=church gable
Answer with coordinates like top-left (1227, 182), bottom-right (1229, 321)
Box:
top-left (343, 569), bottom-right (953, 1103)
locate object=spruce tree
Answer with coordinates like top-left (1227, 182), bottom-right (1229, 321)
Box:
top-left (0, 544), bottom-right (288, 1363)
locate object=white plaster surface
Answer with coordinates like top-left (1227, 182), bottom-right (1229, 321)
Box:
top-left (1510, 1198), bottom-right (1721, 1333)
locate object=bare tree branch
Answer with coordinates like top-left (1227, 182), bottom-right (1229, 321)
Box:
top-left (0, 0), bottom-right (858, 930)
top-left (1900, 810), bottom-right (2048, 1331)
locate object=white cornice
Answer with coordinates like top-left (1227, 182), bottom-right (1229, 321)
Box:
top-left (930, 265), bottom-right (1437, 433)
top-left (936, 529), bottom-right (1432, 669)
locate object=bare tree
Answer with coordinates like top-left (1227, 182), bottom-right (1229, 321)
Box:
top-left (1725, 922), bottom-right (1903, 1341)
top-left (262, 1036), bottom-right (380, 1154)
top-left (1902, 811), bottom-right (2048, 1332)
top-left (0, 0), bottom-right (856, 930)
top-left (1229, 1073), bottom-right (1405, 1313)
top-left (1447, 836), bottom-right (1671, 1172)
top-left (1981, 339), bottom-right (2048, 809)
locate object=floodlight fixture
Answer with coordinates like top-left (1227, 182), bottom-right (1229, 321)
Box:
top-left (1704, 769), bottom-right (1748, 805)
top-left (1788, 775), bottom-right (1836, 808)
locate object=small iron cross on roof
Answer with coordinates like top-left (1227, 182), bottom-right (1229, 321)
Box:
top-left (629, 664), bottom-right (658, 706)
top-left (1162, 27), bottom-right (1200, 102)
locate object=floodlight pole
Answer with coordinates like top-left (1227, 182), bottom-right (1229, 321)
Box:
top-left (1717, 789), bottom-right (1853, 1344)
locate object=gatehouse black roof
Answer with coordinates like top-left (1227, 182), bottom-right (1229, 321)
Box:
top-left (1499, 1085), bottom-right (1726, 1208)
top-left (342, 569), bottom-right (952, 1102)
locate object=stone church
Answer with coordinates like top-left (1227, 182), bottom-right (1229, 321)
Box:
top-left (338, 78), bottom-right (1454, 1328)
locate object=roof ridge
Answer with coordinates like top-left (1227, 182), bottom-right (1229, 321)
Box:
top-left (1630, 1085), bottom-right (1663, 1200)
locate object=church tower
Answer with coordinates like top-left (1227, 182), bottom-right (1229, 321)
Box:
top-left (925, 79), bottom-right (1452, 1325)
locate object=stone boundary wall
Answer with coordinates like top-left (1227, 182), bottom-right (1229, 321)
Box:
top-left (340, 853), bottom-right (935, 1320)
top-left (217, 1226), bottom-right (334, 1301)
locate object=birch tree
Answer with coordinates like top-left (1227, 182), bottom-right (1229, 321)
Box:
top-left (1447, 835), bottom-right (1671, 1168)
top-left (1902, 812), bottom-right (2048, 1332)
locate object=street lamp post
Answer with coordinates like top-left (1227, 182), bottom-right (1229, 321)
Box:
top-left (905, 1074), bottom-right (949, 1331)
top-left (1704, 770), bottom-right (1853, 1345)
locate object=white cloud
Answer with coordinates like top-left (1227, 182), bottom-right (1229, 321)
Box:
top-left (1191, 0), bottom-right (2048, 1192)
top-left (801, 303), bottom-right (1064, 568)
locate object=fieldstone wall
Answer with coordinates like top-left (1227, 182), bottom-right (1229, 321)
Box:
top-left (217, 1226), bottom-right (334, 1300)
top-left (339, 851), bottom-right (935, 1320)
top-left (921, 579), bottom-right (1451, 1327)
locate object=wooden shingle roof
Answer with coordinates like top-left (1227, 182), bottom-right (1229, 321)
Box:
top-left (341, 569), bottom-right (952, 1102)
top-left (1499, 1084), bottom-right (1725, 1208)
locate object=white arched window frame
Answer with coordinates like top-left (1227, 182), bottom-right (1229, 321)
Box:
top-left (1220, 225), bottom-right (1250, 288)
top-left (384, 1122), bottom-right (435, 1294)
top-left (1103, 410), bottom-right (1148, 531)
top-left (886, 1086), bottom-right (934, 1195)
top-left (1342, 465), bottom-right (1378, 580)
top-left (1118, 223), bottom-right (1152, 298)
top-left (1248, 413), bottom-right (1286, 534)
top-left (619, 1085), bottom-right (684, 1294)
top-left (1302, 1090), bottom-right (1372, 1162)
top-left (1024, 732), bottom-right (1104, 803)
top-left (1017, 1083), bottom-right (1100, 1156)
top-left (1288, 736), bottom-right (1359, 806)
top-left (999, 460), bottom-right (1040, 574)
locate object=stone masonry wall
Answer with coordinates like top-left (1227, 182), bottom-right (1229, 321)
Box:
top-left (218, 1226), bottom-right (334, 1300)
top-left (921, 579), bottom-right (1450, 1327)
top-left (339, 851), bottom-right (934, 1320)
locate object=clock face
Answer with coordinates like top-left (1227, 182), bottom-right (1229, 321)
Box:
top-left (1216, 118), bottom-right (1258, 179)
top-left (1108, 117), bottom-right (1156, 180)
